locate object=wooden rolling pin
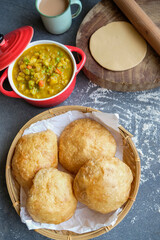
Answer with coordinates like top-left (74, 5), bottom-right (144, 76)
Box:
top-left (113, 0), bottom-right (160, 56)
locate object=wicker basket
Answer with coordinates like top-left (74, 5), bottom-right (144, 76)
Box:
top-left (6, 105), bottom-right (141, 240)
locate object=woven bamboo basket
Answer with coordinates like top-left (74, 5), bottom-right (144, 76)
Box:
top-left (6, 105), bottom-right (141, 240)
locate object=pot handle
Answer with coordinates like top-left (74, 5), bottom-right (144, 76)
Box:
top-left (0, 69), bottom-right (21, 98)
top-left (66, 45), bottom-right (86, 75)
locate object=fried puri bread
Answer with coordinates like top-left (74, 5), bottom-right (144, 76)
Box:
top-left (26, 168), bottom-right (77, 224)
top-left (73, 157), bottom-right (133, 214)
top-left (12, 130), bottom-right (58, 191)
top-left (59, 118), bottom-right (116, 174)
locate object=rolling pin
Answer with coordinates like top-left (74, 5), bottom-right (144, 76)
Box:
top-left (113, 0), bottom-right (160, 56)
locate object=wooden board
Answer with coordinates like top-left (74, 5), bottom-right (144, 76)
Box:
top-left (76, 0), bottom-right (160, 92)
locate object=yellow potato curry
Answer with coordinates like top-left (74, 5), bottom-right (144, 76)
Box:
top-left (12, 44), bottom-right (73, 99)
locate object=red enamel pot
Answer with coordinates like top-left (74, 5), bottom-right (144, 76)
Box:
top-left (0, 40), bottom-right (86, 107)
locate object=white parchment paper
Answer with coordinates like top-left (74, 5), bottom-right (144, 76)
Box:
top-left (20, 111), bottom-right (123, 233)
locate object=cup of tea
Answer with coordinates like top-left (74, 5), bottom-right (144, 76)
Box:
top-left (36, 0), bottom-right (82, 34)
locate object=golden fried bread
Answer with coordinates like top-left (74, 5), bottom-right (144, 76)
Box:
top-left (73, 157), bottom-right (133, 214)
top-left (12, 130), bottom-right (58, 191)
top-left (59, 118), bottom-right (116, 174)
top-left (26, 168), bottom-right (77, 224)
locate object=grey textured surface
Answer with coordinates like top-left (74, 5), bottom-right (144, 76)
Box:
top-left (0, 0), bottom-right (160, 240)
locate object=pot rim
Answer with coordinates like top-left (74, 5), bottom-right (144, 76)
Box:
top-left (8, 40), bottom-right (77, 102)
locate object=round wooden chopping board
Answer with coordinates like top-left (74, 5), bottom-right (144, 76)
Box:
top-left (76, 0), bottom-right (160, 92)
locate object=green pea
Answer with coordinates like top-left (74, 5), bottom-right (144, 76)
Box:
top-left (28, 80), bottom-right (35, 89)
top-left (25, 69), bottom-right (30, 75)
top-left (24, 57), bottom-right (29, 64)
top-left (48, 65), bottom-right (52, 70)
top-left (59, 51), bottom-right (63, 57)
top-left (55, 57), bottom-right (60, 63)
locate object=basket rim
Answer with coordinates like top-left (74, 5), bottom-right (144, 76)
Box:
top-left (5, 105), bottom-right (141, 240)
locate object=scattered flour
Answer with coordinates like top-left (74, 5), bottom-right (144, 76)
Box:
top-left (74, 81), bottom-right (160, 187)
top-left (131, 216), bottom-right (138, 224)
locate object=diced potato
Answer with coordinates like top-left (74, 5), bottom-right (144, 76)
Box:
top-left (19, 83), bottom-right (25, 91)
top-left (30, 88), bottom-right (37, 96)
top-left (13, 44), bottom-right (73, 99)
top-left (57, 62), bottom-right (63, 67)
top-left (50, 76), bottom-right (58, 85)
top-left (34, 72), bottom-right (41, 79)
top-left (44, 59), bottom-right (51, 67)
top-left (20, 64), bottom-right (26, 71)
top-left (17, 76), bottom-right (24, 81)
top-left (19, 72), bottom-right (25, 77)
top-left (48, 89), bottom-right (54, 95)
top-left (34, 52), bottom-right (40, 57)
top-left (30, 57), bottom-right (37, 64)
top-left (35, 64), bottom-right (41, 72)
top-left (25, 76), bottom-right (30, 81)
top-left (39, 53), bottom-right (46, 60)
top-left (25, 89), bottom-right (29, 95)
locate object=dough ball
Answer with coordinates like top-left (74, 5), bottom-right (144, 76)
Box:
top-left (59, 118), bottom-right (116, 174)
top-left (90, 21), bottom-right (147, 71)
top-left (73, 157), bottom-right (133, 214)
top-left (26, 168), bottom-right (77, 224)
top-left (12, 130), bottom-right (58, 191)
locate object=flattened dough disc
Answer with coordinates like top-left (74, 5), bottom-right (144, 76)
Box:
top-left (89, 21), bottom-right (147, 71)
top-left (76, 0), bottom-right (160, 91)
